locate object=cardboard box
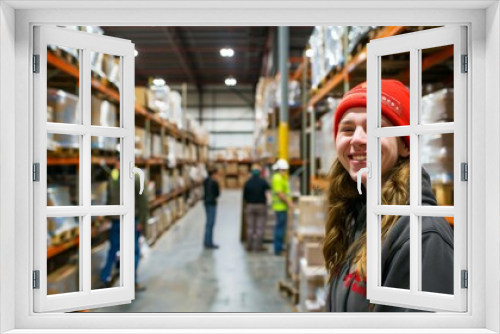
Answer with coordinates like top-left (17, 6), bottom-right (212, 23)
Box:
top-left (47, 264), bottom-right (79, 295)
top-left (135, 86), bottom-right (148, 108)
top-left (238, 174), bottom-right (250, 187)
top-left (304, 242), bottom-right (325, 267)
top-left (238, 164), bottom-right (250, 173)
top-left (146, 217), bottom-right (158, 244)
top-left (298, 196), bottom-right (326, 228)
top-left (289, 130), bottom-right (301, 159)
top-left (226, 178), bottom-right (238, 188)
top-left (226, 163), bottom-right (238, 175)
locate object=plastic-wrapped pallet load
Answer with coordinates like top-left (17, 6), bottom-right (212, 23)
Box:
top-left (91, 99), bottom-right (118, 151)
top-left (421, 88), bottom-right (454, 184)
top-left (151, 134), bottom-right (162, 158)
top-left (91, 182), bottom-right (108, 205)
top-left (298, 257), bottom-right (327, 312)
top-left (47, 89), bottom-right (80, 149)
top-left (169, 91), bottom-right (183, 129)
top-left (347, 26), bottom-right (377, 55)
top-left (147, 85), bottom-right (170, 118)
top-left (319, 102), bottom-right (339, 175)
top-left (324, 26), bottom-right (346, 74)
top-left (135, 126), bottom-right (146, 157)
top-left (275, 80), bottom-right (301, 108)
top-left (309, 26), bottom-right (327, 89)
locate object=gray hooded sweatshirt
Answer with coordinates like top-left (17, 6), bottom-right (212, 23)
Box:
top-left (326, 169), bottom-right (454, 312)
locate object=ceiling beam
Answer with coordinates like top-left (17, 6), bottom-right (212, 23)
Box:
top-left (160, 27), bottom-right (201, 87)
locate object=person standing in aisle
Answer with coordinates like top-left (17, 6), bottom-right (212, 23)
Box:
top-left (243, 163), bottom-right (271, 252)
top-left (100, 160), bottom-right (149, 291)
top-left (203, 166), bottom-right (220, 249)
top-left (323, 80), bottom-right (454, 311)
top-left (271, 159), bottom-right (293, 255)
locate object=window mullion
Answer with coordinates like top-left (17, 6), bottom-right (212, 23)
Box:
top-left (409, 48), bottom-right (420, 294)
top-left (81, 47), bottom-right (92, 294)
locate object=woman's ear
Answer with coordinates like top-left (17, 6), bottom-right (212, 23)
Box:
top-left (399, 140), bottom-right (410, 158)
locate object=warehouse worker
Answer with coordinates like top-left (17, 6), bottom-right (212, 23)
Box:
top-left (100, 160), bottom-right (149, 291)
top-left (271, 159), bottom-right (293, 255)
top-left (324, 80), bottom-right (453, 311)
top-left (203, 166), bottom-right (220, 249)
top-left (243, 163), bottom-right (271, 252)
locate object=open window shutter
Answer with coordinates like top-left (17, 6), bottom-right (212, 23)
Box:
top-left (33, 26), bottom-right (136, 312)
top-left (366, 26), bottom-right (467, 312)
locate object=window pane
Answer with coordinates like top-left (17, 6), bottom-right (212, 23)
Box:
top-left (381, 215), bottom-right (410, 291)
top-left (378, 136), bottom-right (410, 205)
top-left (47, 45), bottom-right (81, 124)
top-left (91, 137), bottom-right (120, 205)
top-left (47, 134), bottom-right (80, 206)
top-left (380, 52), bottom-right (410, 128)
top-left (420, 216), bottom-right (454, 295)
top-left (90, 51), bottom-right (121, 127)
top-left (92, 215), bottom-right (122, 290)
top-left (421, 45), bottom-right (454, 124)
top-left (47, 216), bottom-right (80, 295)
top-left (421, 133), bottom-right (454, 206)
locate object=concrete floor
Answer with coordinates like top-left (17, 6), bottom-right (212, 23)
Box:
top-left (92, 189), bottom-right (293, 313)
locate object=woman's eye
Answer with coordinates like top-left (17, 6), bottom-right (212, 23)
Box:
top-left (340, 127), bottom-right (354, 133)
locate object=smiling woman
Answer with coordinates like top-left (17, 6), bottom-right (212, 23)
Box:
top-left (324, 79), bottom-right (454, 312)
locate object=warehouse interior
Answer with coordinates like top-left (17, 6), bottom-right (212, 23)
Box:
top-left (44, 26), bottom-right (455, 313)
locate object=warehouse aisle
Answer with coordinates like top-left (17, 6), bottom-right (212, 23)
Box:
top-left (92, 189), bottom-right (292, 313)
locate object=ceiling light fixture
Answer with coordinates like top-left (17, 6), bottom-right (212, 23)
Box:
top-left (225, 77), bottom-right (237, 86)
top-left (220, 48), bottom-right (235, 57)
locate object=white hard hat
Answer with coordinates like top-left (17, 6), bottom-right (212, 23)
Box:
top-left (274, 159), bottom-right (289, 170)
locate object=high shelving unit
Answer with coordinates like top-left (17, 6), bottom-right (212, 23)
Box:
top-left (46, 49), bottom-right (210, 283)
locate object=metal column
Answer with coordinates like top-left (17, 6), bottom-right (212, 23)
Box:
top-left (301, 54), bottom-right (308, 195)
top-left (278, 26), bottom-right (289, 161)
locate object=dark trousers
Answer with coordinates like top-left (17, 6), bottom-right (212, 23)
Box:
top-left (274, 211), bottom-right (288, 255)
top-left (204, 204), bottom-right (217, 246)
top-left (245, 203), bottom-right (267, 251)
top-left (100, 218), bottom-right (141, 284)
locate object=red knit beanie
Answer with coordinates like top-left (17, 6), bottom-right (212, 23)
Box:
top-left (333, 79), bottom-right (410, 148)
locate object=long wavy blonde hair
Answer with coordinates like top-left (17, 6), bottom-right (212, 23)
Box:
top-left (322, 157), bottom-right (410, 280)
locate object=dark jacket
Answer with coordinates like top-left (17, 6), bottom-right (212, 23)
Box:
top-left (326, 169), bottom-right (454, 312)
top-left (243, 174), bottom-right (270, 204)
top-left (108, 171), bottom-right (149, 229)
top-left (203, 176), bottom-right (220, 206)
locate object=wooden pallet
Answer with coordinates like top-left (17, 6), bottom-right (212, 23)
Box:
top-left (278, 279), bottom-right (299, 306)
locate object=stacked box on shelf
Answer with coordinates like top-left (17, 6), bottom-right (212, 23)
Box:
top-left (162, 204), bottom-right (172, 230)
top-left (135, 127), bottom-right (146, 157)
top-left (421, 88), bottom-right (454, 186)
top-left (135, 86), bottom-right (148, 108)
top-left (178, 197), bottom-right (186, 217)
top-left (151, 134), bottom-right (162, 158)
top-left (238, 174), bottom-right (250, 187)
top-left (289, 130), bottom-right (301, 159)
top-left (288, 196), bottom-right (326, 279)
top-left (91, 98), bottom-right (117, 151)
top-left (47, 89), bottom-right (80, 149)
top-left (226, 163), bottom-right (238, 175)
top-left (146, 216), bottom-right (158, 245)
top-left (161, 169), bottom-right (171, 194)
top-left (226, 178), bottom-right (238, 188)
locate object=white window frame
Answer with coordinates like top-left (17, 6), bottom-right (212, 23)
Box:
top-left (365, 26), bottom-right (467, 312)
top-left (1, 1), bottom-right (499, 333)
top-left (33, 25), bottom-right (136, 313)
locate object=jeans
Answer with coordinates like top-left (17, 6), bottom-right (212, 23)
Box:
top-left (245, 203), bottom-right (267, 251)
top-left (274, 211), bottom-right (288, 255)
top-left (204, 205), bottom-right (217, 246)
top-left (100, 218), bottom-right (141, 284)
